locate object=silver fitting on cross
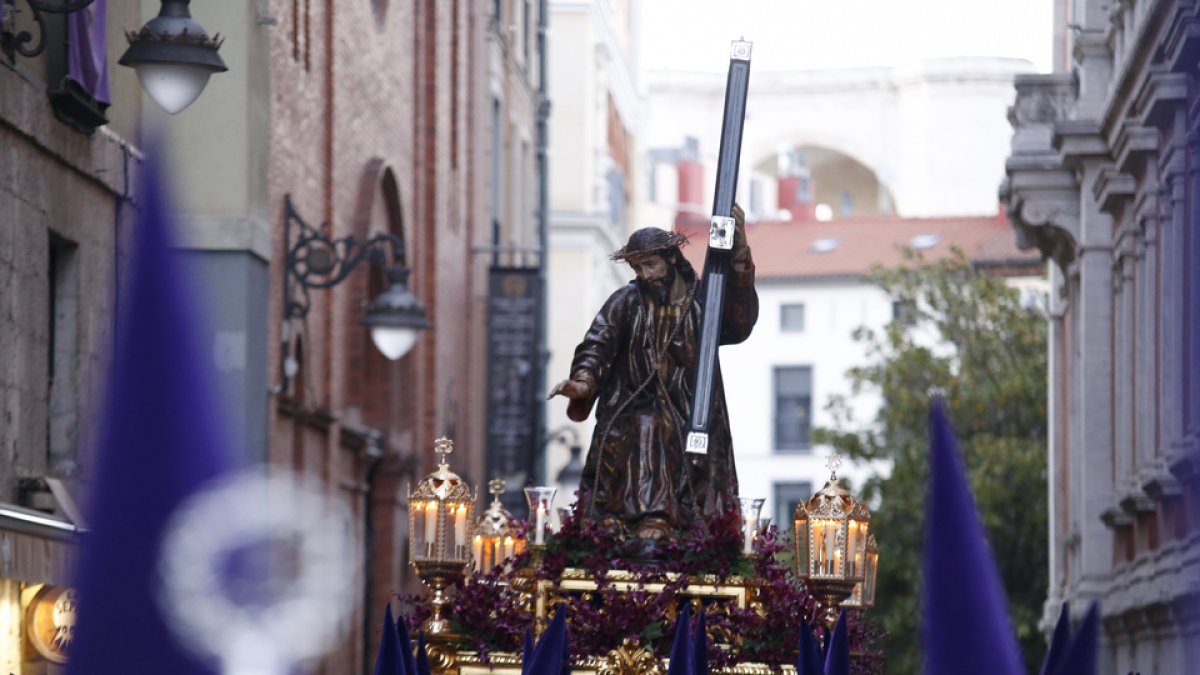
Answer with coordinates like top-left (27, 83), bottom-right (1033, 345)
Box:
top-left (709, 215), bottom-right (735, 250)
top-left (686, 432), bottom-right (709, 455)
top-left (730, 41), bottom-right (753, 61)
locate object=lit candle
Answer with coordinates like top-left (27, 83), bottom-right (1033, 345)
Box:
top-left (743, 513), bottom-right (756, 554)
top-left (454, 504), bottom-right (468, 548)
top-left (834, 547), bottom-right (842, 575)
top-left (847, 522), bottom-right (860, 574)
top-left (503, 535), bottom-right (514, 561)
top-left (472, 535), bottom-right (483, 572)
top-left (814, 521), bottom-right (827, 574)
top-left (424, 501), bottom-right (437, 555)
top-left (824, 522), bottom-right (835, 574)
top-left (535, 502), bottom-right (547, 544)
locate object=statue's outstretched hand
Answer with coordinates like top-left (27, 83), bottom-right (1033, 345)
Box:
top-left (548, 376), bottom-right (593, 400)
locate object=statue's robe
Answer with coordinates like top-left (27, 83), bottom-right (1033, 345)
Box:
top-left (570, 259), bottom-right (758, 529)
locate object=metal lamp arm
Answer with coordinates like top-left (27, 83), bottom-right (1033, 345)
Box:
top-left (283, 194), bottom-right (408, 321)
top-left (3, 0), bottom-right (97, 60)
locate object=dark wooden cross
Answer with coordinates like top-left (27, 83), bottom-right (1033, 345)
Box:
top-left (686, 40), bottom-right (753, 455)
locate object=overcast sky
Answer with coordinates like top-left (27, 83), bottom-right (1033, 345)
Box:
top-left (638, 0), bottom-right (1055, 74)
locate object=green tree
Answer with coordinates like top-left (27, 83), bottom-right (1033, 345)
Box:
top-left (813, 250), bottom-right (1048, 674)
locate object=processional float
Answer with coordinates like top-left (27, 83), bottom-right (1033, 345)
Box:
top-left (401, 41), bottom-right (880, 674)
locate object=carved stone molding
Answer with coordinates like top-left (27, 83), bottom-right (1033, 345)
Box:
top-left (1007, 195), bottom-right (1081, 273)
top-left (1009, 73), bottom-right (1077, 127)
top-left (1118, 487), bottom-right (1156, 517)
top-left (1093, 163), bottom-right (1137, 213)
top-left (1135, 67), bottom-right (1189, 132)
top-left (1002, 72), bottom-right (1083, 274)
top-left (1101, 504), bottom-right (1135, 529)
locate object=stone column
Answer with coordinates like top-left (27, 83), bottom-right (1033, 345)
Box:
top-left (1186, 132), bottom-right (1200, 445)
top-left (1135, 212), bottom-right (1155, 475)
top-left (1044, 263), bottom-right (1069, 628)
top-left (1113, 239), bottom-right (1134, 490)
top-left (1161, 147), bottom-right (1187, 457)
top-left (1075, 160), bottom-right (1116, 600)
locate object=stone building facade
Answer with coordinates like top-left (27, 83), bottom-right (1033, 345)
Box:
top-left (0, 2), bottom-right (145, 671)
top-left (1001, 1), bottom-right (1200, 672)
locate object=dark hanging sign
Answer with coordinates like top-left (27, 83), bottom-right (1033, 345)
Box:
top-left (485, 267), bottom-right (541, 513)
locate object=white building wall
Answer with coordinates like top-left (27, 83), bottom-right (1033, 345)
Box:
top-left (721, 278), bottom-right (892, 526)
top-left (544, 0), bottom-right (642, 495)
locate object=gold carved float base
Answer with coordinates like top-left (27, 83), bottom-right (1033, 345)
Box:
top-left (429, 567), bottom-right (798, 675)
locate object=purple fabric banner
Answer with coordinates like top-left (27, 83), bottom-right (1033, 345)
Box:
top-left (67, 0), bottom-right (110, 104)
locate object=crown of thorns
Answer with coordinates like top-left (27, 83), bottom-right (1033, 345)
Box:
top-left (610, 227), bottom-right (689, 261)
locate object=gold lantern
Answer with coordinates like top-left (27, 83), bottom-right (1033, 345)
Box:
top-left (408, 437), bottom-right (476, 637)
top-left (843, 534), bottom-right (879, 609)
top-left (793, 455), bottom-right (872, 631)
top-left (471, 479), bottom-right (525, 574)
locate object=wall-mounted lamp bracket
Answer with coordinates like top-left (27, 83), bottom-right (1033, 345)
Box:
top-left (281, 193), bottom-right (429, 368)
top-left (283, 193), bottom-right (406, 322)
top-left (2, 0), bottom-right (95, 61)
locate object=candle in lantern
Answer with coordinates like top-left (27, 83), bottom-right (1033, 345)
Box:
top-left (847, 521), bottom-right (861, 574)
top-left (535, 503), bottom-right (547, 545)
top-left (472, 535), bottom-right (483, 572)
top-left (454, 504), bottom-right (468, 548)
top-left (424, 501), bottom-right (437, 554)
top-left (812, 520), bottom-right (825, 574)
top-left (834, 547), bottom-right (842, 575)
top-left (824, 522), bottom-right (836, 574)
top-left (742, 512), bottom-right (756, 554)
top-left (503, 535), bottom-right (514, 561)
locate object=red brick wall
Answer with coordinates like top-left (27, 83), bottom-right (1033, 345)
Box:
top-left (265, 0), bottom-right (487, 671)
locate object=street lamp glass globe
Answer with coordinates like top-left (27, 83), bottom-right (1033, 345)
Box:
top-left (370, 325), bottom-right (420, 361)
top-left (136, 63), bottom-right (213, 114)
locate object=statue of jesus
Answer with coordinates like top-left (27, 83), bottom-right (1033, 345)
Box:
top-left (548, 205), bottom-right (757, 542)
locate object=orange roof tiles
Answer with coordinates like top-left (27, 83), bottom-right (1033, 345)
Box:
top-left (676, 213), bottom-right (1042, 280)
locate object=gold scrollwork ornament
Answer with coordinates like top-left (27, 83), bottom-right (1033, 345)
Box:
top-left (596, 639), bottom-right (663, 675)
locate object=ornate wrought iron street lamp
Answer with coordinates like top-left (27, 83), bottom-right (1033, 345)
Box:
top-left (793, 455), bottom-right (873, 632)
top-left (471, 479), bottom-right (524, 575)
top-left (282, 194), bottom-right (430, 368)
top-left (408, 438), bottom-right (476, 637)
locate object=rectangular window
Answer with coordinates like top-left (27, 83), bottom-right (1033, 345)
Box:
top-left (491, 98), bottom-right (503, 265)
top-left (523, 0), bottom-right (532, 65)
top-left (749, 178), bottom-right (762, 217)
top-left (892, 299), bottom-right (917, 327)
top-left (780, 303), bottom-right (805, 332)
top-left (774, 366), bottom-right (813, 451)
top-left (48, 233), bottom-right (80, 475)
top-left (773, 481), bottom-right (813, 532)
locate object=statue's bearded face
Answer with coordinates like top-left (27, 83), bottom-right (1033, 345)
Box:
top-left (629, 253), bottom-right (676, 304)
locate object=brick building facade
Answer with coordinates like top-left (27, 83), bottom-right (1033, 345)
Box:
top-left (0, 1), bottom-right (545, 672)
